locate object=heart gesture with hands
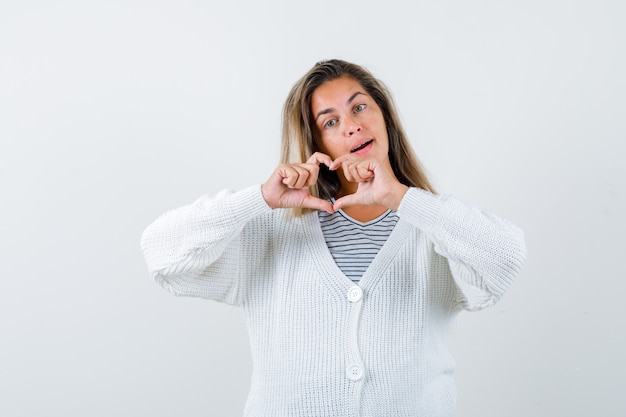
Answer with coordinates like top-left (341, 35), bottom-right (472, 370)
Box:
top-left (262, 151), bottom-right (408, 214)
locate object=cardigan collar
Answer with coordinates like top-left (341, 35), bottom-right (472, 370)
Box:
top-left (299, 210), bottom-right (415, 302)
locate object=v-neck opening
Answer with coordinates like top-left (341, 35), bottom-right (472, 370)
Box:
top-left (302, 210), bottom-right (413, 299)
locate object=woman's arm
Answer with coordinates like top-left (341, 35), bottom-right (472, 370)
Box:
top-left (140, 185), bottom-right (272, 304)
top-left (397, 187), bottom-right (527, 311)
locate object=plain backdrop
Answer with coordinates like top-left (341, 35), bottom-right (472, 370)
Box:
top-left (1, 1), bottom-right (624, 416)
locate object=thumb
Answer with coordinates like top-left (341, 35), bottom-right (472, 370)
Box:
top-left (302, 195), bottom-right (334, 213)
top-left (332, 194), bottom-right (361, 211)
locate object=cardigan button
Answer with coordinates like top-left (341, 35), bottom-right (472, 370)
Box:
top-left (347, 286), bottom-right (363, 303)
top-left (346, 364), bottom-right (364, 381)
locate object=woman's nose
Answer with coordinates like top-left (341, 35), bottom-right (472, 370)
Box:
top-left (345, 117), bottom-right (361, 136)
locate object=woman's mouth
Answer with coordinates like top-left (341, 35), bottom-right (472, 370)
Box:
top-left (350, 139), bottom-right (373, 153)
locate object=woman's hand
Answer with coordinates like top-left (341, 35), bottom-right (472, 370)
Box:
top-left (329, 155), bottom-right (408, 211)
top-left (261, 152), bottom-right (334, 213)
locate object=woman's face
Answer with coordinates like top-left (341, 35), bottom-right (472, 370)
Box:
top-left (310, 76), bottom-right (389, 162)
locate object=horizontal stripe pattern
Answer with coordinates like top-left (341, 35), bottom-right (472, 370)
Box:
top-left (318, 207), bottom-right (399, 282)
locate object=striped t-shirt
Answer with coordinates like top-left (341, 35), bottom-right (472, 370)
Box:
top-left (318, 206), bottom-right (399, 282)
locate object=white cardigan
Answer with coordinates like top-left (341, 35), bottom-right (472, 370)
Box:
top-left (141, 186), bottom-right (526, 417)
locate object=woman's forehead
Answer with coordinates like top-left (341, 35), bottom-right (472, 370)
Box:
top-left (311, 77), bottom-right (368, 111)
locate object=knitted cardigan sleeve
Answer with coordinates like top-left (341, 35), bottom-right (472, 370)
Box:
top-left (397, 187), bottom-right (527, 311)
top-left (140, 186), bottom-right (272, 305)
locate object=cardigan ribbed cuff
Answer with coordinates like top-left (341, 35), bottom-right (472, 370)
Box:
top-left (396, 187), bottom-right (445, 232)
top-left (222, 185), bottom-right (273, 224)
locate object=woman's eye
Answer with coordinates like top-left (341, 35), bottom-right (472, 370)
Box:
top-left (354, 104), bottom-right (366, 113)
top-left (324, 119), bottom-right (337, 128)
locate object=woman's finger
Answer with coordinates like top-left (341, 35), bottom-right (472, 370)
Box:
top-left (306, 152), bottom-right (333, 168)
top-left (332, 193), bottom-right (360, 211)
top-left (355, 161), bottom-right (375, 182)
top-left (283, 165), bottom-right (308, 189)
top-left (302, 164), bottom-right (320, 187)
top-left (342, 160), bottom-right (372, 183)
top-left (282, 163), bottom-right (321, 189)
top-left (280, 165), bottom-right (303, 188)
top-left (341, 161), bottom-right (356, 182)
top-left (328, 154), bottom-right (352, 171)
top-left (302, 195), bottom-right (334, 213)
top-left (294, 165), bottom-right (314, 189)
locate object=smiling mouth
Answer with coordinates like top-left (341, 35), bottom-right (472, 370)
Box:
top-left (350, 139), bottom-right (373, 153)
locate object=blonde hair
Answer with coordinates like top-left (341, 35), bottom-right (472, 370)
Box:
top-left (281, 59), bottom-right (435, 214)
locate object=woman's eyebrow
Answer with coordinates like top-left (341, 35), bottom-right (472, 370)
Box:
top-left (346, 91), bottom-right (366, 105)
top-left (314, 91), bottom-right (367, 122)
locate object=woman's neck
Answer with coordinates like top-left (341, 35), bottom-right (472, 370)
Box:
top-left (339, 205), bottom-right (389, 223)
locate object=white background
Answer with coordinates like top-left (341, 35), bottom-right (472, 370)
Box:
top-left (1, 1), bottom-right (624, 416)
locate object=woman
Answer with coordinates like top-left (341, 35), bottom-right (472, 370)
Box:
top-left (141, 59), bottom-right (526, 416)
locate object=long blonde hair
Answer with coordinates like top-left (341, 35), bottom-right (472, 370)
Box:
top-left (281, 59), bottom-right (435, 214)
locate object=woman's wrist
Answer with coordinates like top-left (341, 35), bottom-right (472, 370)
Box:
top-left (385, 183), bottom-right (409, 211)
